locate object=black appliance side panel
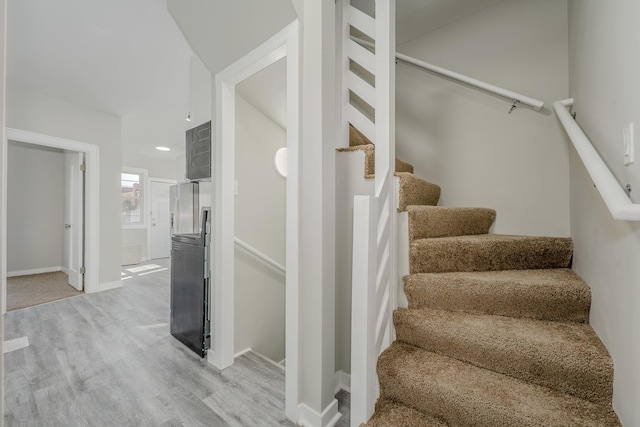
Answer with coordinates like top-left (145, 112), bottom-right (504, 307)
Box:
top-left (170, 240), bottom-right (206, 357)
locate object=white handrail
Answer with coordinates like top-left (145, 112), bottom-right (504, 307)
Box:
top-left (234, 237), bottom-right (285, 273)
top-left (350, 36), bottom-right (544, 111)
top-left (554, 98), bottom-right (640, 221)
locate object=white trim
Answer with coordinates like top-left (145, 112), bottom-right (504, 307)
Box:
top-left (3, 128), bottom-right (100, 315)
top-left (234, 347), bottom-right (253, 358)
top-left (213, 20), bottom-right (301, 422)
top-left (334, 370), bottom-right (351, 394)
top-left (554, 98), bottom-right (640, 221)
top-left (297, 400), bottom-right (341, 427)
top-left (96, 279), bottom-right (122, 292)
top-left (6, 266), bottom-right (61, 278)
top-left (3, 336), bottom-right (29, 354)
top-left (147, 177), bottom-right (177, 261)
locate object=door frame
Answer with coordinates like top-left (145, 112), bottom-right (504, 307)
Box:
top-left (2, 127), bottom-right (100, 314)
top-left (213, 20), bottom-right (300, 421)
top-left (147, 177), bottom-right (176, 260)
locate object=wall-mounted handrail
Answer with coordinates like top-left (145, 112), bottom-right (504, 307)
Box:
top-left (350, 36), bottom-right (544, 112)
top-left (234, 237), bottom-right (285, 273)
top-left (554, 98), bottom-right (640, 221)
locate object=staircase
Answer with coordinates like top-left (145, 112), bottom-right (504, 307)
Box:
top-left (360, 162), bottom-right (622, 426)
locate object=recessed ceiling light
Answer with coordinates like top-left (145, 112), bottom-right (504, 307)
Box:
top-left (155, 146), bottom-right (171, 152)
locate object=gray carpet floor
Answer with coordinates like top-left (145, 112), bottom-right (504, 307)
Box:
top-left (6, 271), bottom-right (83, 311)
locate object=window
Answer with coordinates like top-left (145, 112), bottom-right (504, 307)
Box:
top-left (121, 168), bottom-right (147, 227)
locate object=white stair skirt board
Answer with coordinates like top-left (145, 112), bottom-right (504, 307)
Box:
top-left (3, 336), bottom-right (29, 354)
top-left (298, 399), bottom-right (341, 427)
top-left (6, 266), bottom-right (62, 278)
top-left (334, 370), bottom-right (352, 394)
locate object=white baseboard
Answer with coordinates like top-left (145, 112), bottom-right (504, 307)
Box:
top-left (334, 370), bottom-right (351, 394)
top-left (6, 266), bottom-right (62, 277)
top-left (234, 347), bottom-right (253, 358)
top-left (298, 399), bottom-right (341, 427)
top-left (94, 279), bottom-right (122, 293)
top-left (61, 267), bottom-right (70, 275)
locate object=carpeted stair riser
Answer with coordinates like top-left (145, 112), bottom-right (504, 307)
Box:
top-left (410, 234), bottom-right (573, 274)
top-left (378, 342), bottom-right (621, 427)
top-left (366, 399), bottom-right (448, 427)
top-left (394, 308), bottom-right (613, 405)
top-left (395, 158), bottom-right (414, 174)
top-left (396, 172), bottom-right (441, 211)
top-left (404, 269), bottom-right (591, 322)
top-left (349, 123), bottom-right (371, 147)
top-left (407, 206), bottom-right (496, 240)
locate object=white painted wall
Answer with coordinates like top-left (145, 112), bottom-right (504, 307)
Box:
top-left (6, 85), bottom-right (122, 288)
top-left (396, 0), bottom-right (570, 237)
top-left (234, 94), bottom-right (286, 363)
top-left (6, 141), bottom-right (64, 274)
top-left (567, 1), bottom-right (640, 424)
top-left (122, 152), bottom-right (176, 180)
top-left (189, 54), bottom-right (212, 129)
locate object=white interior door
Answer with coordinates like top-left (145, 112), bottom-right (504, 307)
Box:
top-left (150, 180), bottom-right (172, 259)
top-left (66, 152), bottom-right (84, 291)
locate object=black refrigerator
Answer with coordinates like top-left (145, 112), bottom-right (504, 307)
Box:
top-left (170, 208), bottom-right (211, 357)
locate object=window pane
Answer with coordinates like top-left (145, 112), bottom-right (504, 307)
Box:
top-left (121, 172), bottom-right (142, 224)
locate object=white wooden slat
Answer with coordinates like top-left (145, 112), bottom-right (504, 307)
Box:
top-left (347, 5), bottom-right (376, 40)
top-left (347, 104), bottom-right (375, 144)
top-left (348, 71), bottom-right (375, 110)
top-left (347, 39), bottom-right (376, 76)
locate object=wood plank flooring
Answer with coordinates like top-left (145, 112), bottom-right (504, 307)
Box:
top-left (4, 260), bottom-right (350, 426)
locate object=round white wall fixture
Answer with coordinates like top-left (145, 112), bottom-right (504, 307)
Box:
top-left (274, 147), bottom-right (287, 178)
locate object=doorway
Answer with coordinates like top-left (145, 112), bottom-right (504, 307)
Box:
top-left (2, 128), bottom-right (100, 314)
top-left (214, 21), bottom-right (300, 420)
top-left (5, 141), bottom-right (85, 310)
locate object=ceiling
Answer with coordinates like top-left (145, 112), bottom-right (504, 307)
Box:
top-left (6, 0), bottom-right (501, 159)
top-left (7, 0), bottom-right (193, 158)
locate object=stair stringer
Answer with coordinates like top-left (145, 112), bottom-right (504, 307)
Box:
top-left (395, 175), bottom-right (410, 309)
top-left (336, 149), bottom-right (375, 390)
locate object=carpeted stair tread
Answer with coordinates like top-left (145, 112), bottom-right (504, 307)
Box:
top-left (365, 399), bottom-right (448, 427)
top-left (338, 144), bottom-right (415, 179)
top-left (396, 172), bottom-right (441, 211)
top-left (378, 342), bottom-right (621, 427)
top-left (404, 269), bottom-right (591, 322)
top-left (410, 234), bottom-right (573, 274)
top-left (407, 206), bottom-right (496, 240)
top-left (394, 308), bottom-right (613, 405)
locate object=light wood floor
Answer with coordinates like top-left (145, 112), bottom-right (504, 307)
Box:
top-left (4, 259), bottom-right (350, 426)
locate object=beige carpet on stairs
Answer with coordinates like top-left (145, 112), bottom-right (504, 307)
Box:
top-left (7, 271), bottom-right (83, 311)
top-left (351, 126), bottom-right (622, 426)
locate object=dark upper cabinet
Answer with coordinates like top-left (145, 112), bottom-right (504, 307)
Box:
top-left (186, 121), bottom-right (212, 181)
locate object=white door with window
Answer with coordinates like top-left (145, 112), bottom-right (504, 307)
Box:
top-left (150, 180), bottom-right (173, 259)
